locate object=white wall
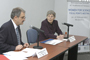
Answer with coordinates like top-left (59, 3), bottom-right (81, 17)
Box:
top-left (0, 0), bottom-right (55, 43)
top-left (68, 0), bottom-right (79, 2)
top-left (0, 0), bottom-right (87, 43)
top-left (54, 0), bottom-right (68, 33)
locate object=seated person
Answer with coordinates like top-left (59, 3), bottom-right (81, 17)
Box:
top-left (39, 10), bottom-right (64, 41)
top-left (39, 10), bottom-right (65, 60)
top-left (0, 7), bottom-right (29, 54)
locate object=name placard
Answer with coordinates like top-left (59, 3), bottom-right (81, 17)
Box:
top-left (36, 48), bottom-right (48, 58)
top-left (68, 36), bottom-right (76, 42)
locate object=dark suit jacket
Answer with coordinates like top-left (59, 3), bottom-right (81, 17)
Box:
top-left (39, 19), bottom-right (63, 41)
top-left (0, 20), bottom-right (24, 54)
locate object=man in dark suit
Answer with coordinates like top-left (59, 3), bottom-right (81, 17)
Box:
top-left (0, 7), bottom-right (29, 54)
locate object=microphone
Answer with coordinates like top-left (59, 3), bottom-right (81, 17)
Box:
top-left (62, 23), bottom-right (73, 39)
top-left (30, 25), bottom-right (44, 33)
top-left (62, 23), bottom-right (73, 27)
top-left (29, 25), bottom-right (44, 49)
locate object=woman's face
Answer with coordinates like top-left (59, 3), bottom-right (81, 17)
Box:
top-left (47, 14), bottom-right (55, 24)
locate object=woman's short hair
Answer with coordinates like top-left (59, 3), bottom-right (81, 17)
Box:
top-left (47, 10), bottom-right (56, 17)
top-left (11, 7), bottom-right (25, 19)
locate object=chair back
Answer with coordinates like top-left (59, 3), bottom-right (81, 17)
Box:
top-left (26, 29), bottom-right (38, 45)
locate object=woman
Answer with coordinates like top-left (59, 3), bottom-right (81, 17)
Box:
top-left (39, 10), bottom-right (65, 60)
top-left (39, 10), bottom-right (64, 41)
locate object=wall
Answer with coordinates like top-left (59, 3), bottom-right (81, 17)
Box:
top-left (68, 0), bottom-right (79, 2)
top-left (0, 0), bottom-right (55, 43)
top-left (54, 0), bottom-right (81, 34)
top-left (54, 0), bottom-right (67, 33)
top-left (0, 0), bottom-right (81, 43)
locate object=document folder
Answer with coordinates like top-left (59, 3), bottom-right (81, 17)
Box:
top-left (40, 39), bottom-right (54, 43)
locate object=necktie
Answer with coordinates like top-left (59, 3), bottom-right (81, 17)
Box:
top-left (16, 27), bottom-right (21, 45)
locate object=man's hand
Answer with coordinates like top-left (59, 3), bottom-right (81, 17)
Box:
top-left (24, 43), bottom-right (29, 48)
top-left (15, 45), bottom-right (23, 50)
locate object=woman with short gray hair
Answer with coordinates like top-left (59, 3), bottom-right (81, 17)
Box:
top-left (39, 10), bottom-right (64, 41)
top-left (47, 10), bottom-right (56, 17)
top-left (39, 10), bottom-right (65, 60)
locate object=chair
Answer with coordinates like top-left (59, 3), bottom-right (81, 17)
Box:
top-left (26, 28), bottom-right (38, 45)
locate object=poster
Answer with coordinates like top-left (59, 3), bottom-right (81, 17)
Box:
top-left (67, 2), bottom-right (90, 53)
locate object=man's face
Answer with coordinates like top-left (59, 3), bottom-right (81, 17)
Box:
top-left (47, 14), bottom-right (55, 24)
top-left (15, 12), bottom-right (25, 26)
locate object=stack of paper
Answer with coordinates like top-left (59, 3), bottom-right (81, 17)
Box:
top-left (3, 48), bottom-right (41, 60)
top-left (3, 51), bottom-right (27, 60)
top-left (41, 39), bottom-right (63, 45)
top-left (21, 48), bottom-right (40, 57)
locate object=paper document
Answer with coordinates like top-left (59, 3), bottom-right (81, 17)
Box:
top-left (63, 39), bottom-right (68, 41)
top-left (3, 51), bottom-right (27, 60)
top-left (41, 39), bottom-right (63, 45)
top-left (21, 48), bottom-right (40, 57)
top-left (3, 48), bottom-right (48, 60)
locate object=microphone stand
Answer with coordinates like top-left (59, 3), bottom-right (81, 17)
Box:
top-left (63, 23), bottom-right (73, 39)
top-left (33, 31), bottom-right (43, 49)
top-left (64, 25), bottom-right (69, 39)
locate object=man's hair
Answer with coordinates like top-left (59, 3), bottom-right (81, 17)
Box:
top-left (11, 7), bottom-right (25, 19)
top-left (47, 10), bottom-right (56, 17)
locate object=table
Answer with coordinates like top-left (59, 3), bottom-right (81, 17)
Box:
top-left (25, 35), bottom-right (87, 60)
top-left (56, 35), bottom-right (88, 60)
top-left (27, 43), bottom-right (68, 60)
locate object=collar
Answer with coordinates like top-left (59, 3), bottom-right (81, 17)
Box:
top-left (11, 19), bottom-right (18, 29)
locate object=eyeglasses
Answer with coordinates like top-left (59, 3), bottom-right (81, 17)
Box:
top-left (20, 16), bottom-right (26, 19)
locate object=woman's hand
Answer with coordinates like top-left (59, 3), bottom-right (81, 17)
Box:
top-left (57, 35), bottom-right (64, 40)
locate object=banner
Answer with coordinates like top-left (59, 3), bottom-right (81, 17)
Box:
top-left (67, 2), bottom-right (90, 53)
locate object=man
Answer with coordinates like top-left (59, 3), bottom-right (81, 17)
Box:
top-left (0, 7), bottom-right (29, 54)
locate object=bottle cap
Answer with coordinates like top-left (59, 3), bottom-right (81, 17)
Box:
top-left (65, 32), bottom-right (67, 34)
